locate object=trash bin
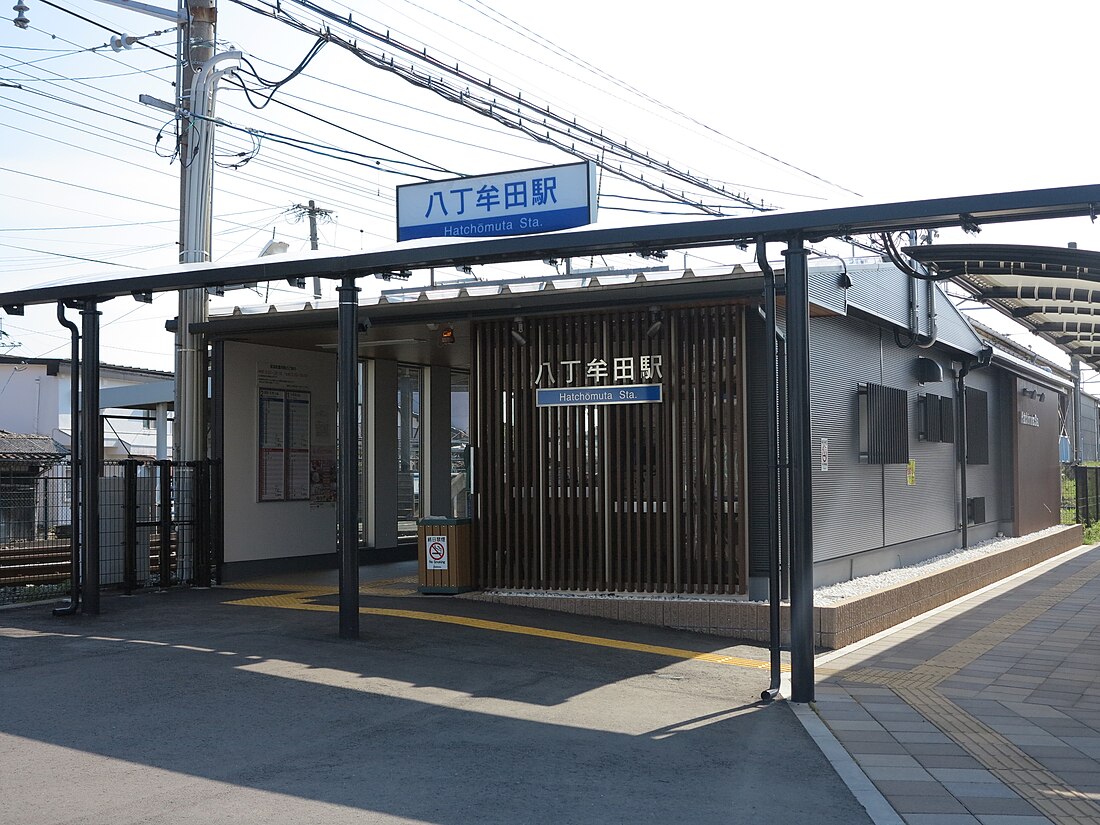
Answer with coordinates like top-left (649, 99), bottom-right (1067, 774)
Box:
top-left (417, 516), bottom-right (473, 594)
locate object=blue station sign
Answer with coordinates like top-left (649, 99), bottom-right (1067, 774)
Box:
top-left (396, 161), bottom-right (597, 242)
top-left (536, 383), bottom-right (663, 408)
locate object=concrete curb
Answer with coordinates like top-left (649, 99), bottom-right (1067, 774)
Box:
top-left (790, 701), bottom-right (905, 825)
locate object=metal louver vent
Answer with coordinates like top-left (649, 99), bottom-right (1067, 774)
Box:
top-left (919, 393), bottom-right (955, 444)
top-left (859, 382), bottom-right (910, 464)
top-left (965, 387), bottom-right (989, 465)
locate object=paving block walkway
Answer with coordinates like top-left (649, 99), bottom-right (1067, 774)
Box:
top-left (814, 543), bottom-right (1100, 825)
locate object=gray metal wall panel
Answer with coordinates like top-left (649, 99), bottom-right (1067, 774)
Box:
top-left (844, 262), bottom-right (913, 327)
top-left (881, 347), bottom-right (957, 545)
top-left (807, 265), bottom-right (847, 315)
top-left (931, 288), bottom-right (984, 355)
top-left (809, 316), bottom-right (885, 562)
top-left (843, 262), bottom-right (981, 356)
top-left (959, 367), bottom-right (1007, 527)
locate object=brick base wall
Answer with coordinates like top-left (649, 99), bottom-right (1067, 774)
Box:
top-left (459, 525), bottom-right (1084, 650)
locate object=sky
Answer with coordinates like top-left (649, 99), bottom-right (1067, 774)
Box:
top-left (2, 0), bottom-right (1099, 375)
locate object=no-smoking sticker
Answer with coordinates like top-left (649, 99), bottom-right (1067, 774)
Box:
top-left (425, 534), bottom-right (449, 570)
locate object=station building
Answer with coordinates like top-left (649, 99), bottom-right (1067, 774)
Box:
top-left (197, 256), bottom-right (1066, 595)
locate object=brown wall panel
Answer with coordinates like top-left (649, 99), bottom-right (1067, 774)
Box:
top-left (1013, 377), bottom-right (1062, 536)
top-left (472, 304), bottom-right (743, 594)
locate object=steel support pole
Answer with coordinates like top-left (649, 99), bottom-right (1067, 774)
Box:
top-left (80, 302), bottom-right (101, 615)
top-left (783, 237), bottom-right (814, 703)
top-left (337, 275), bottom-right (361, 639)
top-left (958, 367), bottom-right (969, 549)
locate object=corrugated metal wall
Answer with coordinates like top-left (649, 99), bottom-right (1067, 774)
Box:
top-left (843, 262), bottom-right (982, 355)
top-left (750, 311), bottom-right (1007, 565)
top-left (808, 317), bottom-right (887, 562)
top-left (881, 347), bottom-right (958, 545)
top-left (964, 368), bottom-right (1008, 526)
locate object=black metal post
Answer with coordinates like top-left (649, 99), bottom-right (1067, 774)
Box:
top-left (958, 367), bottom-right (969, 548)
top-left (1072, 358), bottom-right (1083, 463)
top-left (757, 239), bottom-right (783, 701)
top-left (79, 301), bottom-right (101, 615)
top-left (158, 459), bottom-right (172, 589)
top-left (337, 275), bottom-right (361, 639)
top-left (123, 459), bottom-right (137, 595)
top-left (193, 460), bottom-right (210, 587)
top-left (54, 302), bottom-right (81, 616)
top-left (783, 237), bottom-right (814, 703)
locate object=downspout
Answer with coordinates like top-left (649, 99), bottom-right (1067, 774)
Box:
top-left (1072, 359), bottom-right (1083, 463)
top-left (757, 238), bottom-right (783, 702)
top-left (53, 302), bottom-right (80, 616)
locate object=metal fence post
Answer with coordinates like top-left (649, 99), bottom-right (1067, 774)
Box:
top-left (123, 459), bottom-right (138, 595)
top-left (158, 460), bottom-right (172, 588)
top-left (192, 460), bottom-right (210, 587)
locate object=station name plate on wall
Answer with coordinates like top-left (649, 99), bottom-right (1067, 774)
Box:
top-left (536, 383), bottom-right (662, 407)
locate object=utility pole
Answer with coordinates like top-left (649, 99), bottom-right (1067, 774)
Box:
top-left (174, 0), bottom-right (216, 466)
top-left (290, 200), bottom-right (334, 299)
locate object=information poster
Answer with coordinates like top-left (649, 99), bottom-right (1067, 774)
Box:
top-left (258, 389), bottom-right (287, 501)
top-left (286, 391), bottom-right (311, 500)
top-left (257, 387), bottom-right (311, 502)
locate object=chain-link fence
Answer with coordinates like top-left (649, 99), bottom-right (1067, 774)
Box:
top-left (0, 458), bottom-right (220, 606)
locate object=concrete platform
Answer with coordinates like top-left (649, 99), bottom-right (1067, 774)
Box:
top-left (814, 542), bottom-right (1100, 824)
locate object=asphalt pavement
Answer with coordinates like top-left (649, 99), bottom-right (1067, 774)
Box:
top-left (0, 571), bottom-right (873, 825)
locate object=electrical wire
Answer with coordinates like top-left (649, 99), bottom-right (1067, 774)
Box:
top-left (0, 240), bottom-right (135, 267)
top-left (227, 0), bottom-right (775, 214)
top-left (234, 36), bottom-right (328, 109)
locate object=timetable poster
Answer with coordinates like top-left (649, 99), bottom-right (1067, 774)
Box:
top-left (257, 388), bottom-right (311, 502)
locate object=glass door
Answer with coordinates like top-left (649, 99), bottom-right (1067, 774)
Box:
top-left (396, 365), bottom-right (422, 542)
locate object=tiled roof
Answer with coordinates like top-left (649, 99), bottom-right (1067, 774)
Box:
top-left (0, 430), bottom-right (68, 461)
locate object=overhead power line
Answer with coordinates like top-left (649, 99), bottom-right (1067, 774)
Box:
top-left (226, 0), bottom-right (776, 215)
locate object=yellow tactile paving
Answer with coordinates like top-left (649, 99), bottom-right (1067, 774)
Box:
top-left (222, 581), bottom-right (787, 673)
top-left (823, 555), bottom-right (1100, 824)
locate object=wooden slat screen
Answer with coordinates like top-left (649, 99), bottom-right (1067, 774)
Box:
top-left (472, 305), bottom-right (744, 594)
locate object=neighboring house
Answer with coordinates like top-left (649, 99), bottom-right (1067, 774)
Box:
top-left (0, 356), bottom-right (173, 459)
top-left (0, 430), bottom-right (68, 543)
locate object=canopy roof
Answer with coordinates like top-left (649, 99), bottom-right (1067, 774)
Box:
top-left (2, 183), bottom-right (1100, 311)
top-left (905, 243), bottom-right (1100, 372)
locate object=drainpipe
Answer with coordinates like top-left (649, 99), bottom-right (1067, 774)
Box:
top-left (53, 302), bottom-right (80, 616)
top-left (1072, 358), bottom-right (1083, 464)
top-left (757, 238), bottom-right (783, 702)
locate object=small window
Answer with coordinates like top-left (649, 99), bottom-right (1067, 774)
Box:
top-left (918, 393), bottom-right (955, 443)
top-left (965, 387), bottom-right (989, 465)
top-left (859, 383), bottom-right (910, 464)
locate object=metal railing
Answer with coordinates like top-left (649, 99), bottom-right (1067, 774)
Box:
top-left (0, 458), bottom-right (220, 605)
top-left (1075, 465), bottom-right (1100, 527)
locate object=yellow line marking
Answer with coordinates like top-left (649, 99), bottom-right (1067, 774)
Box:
top-left (224, 589), bottom-right (787, 673)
